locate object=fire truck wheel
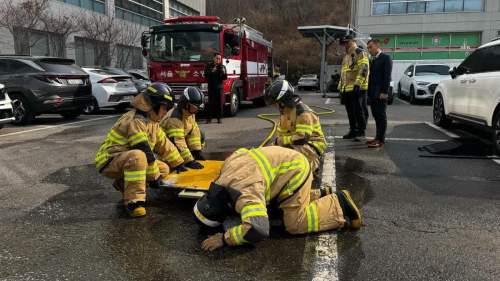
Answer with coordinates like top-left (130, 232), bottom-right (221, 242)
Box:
top-left (224, 91), bottom-right (240, 117)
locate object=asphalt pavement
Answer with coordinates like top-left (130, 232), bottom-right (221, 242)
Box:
top-left (0, 92), bottom-right (498, 281)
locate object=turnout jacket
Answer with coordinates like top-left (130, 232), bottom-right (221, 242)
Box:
top-left (160, 107), bottom-right (202, 163)
top-left (95, 93), bottom-right (184, 180)
top-left (338, 47), bottom-right (370, 92)
top-left (215, 146), bottom-right (311, 246)
top-left (276, 102), bottom-right (326, 155)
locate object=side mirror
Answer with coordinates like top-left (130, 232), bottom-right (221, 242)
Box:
top-left (449, 67), bottom-right (457, 79)
top-left (407, 71), bottom-right (413, 77)
top-left (141, 32), bottom-right (149, 57)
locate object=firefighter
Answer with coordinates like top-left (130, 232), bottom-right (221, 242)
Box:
top-left (160, 86), bottom-right (205, 169)
top-left (194, 146), bottom-right (362, 251)
top-left (338, 35), bottom-right (370, 140)
top-left (95, 83), bottom-right (186, 218)
top-left (264, 80), bottom-right (326, 175)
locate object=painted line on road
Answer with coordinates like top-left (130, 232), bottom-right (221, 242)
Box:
top-left (493, 159), bottom-right (500, 166)
top-left (310, 140), bottom-right (339, 281)
top-left (0, 115), bottom-right (119, 138)
top-left (397, 97), bottom-right (410, 105)
top-left (329, 136), bottom-right (447, 142)
top-left (424, 122), bottom-right (459, 138)
top-left (325, 98), bottom-right (332, 105)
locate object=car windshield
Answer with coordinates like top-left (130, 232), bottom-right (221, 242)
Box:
top-left (415, 65), bottom-right (450, 76)
top-left (89, 69), bottom-right (128, 76)
top-left (37, 59), bottom-right (86, 75)
top-left (150, 31), bottom-right (220, 62)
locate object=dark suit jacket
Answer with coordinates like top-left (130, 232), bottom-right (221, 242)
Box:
top-left (368, 52), bottom-right (392, 100)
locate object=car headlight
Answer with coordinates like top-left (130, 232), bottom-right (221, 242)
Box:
top-left (200, 83), bottom-right (208, 91)
top-left (417, 81), bottom-right (431, 86)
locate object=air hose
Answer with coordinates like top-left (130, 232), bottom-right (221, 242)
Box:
top-left (257, 105), bottom-right (335, 147)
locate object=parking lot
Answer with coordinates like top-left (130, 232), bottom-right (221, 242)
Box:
top-left (0, 91), bottom-right (498, 281)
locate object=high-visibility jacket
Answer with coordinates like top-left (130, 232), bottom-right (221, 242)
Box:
top-left (276, 102), bottom-right (326, 156)
top-left (214, 146), bottom-right (311, 246)
top-left (95, 94), bottom-right (184, 180)
top-left (338, 47), bottom-right (370, 92)
top-left (160, 107), bottom-right (202, 163)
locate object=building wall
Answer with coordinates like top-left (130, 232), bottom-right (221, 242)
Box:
top-left (354, 0), bottom-right (500, 60)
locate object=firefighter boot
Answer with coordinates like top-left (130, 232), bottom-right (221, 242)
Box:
top-left (126, 201), bottom-right (146, 217)
top-left (336, 190), bottom-right (362, 230)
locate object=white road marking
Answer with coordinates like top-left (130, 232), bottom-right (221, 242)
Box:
top-left (325, 98), bottom-right (332, 105)
top-left (493, 159), bottom-right (500, 165)
top-left (0, 115), bottom-right (119, 138)
top-left (397, 97), bottom-right (410, 105)
top-left (310, 140), bottom-right (339, 281)
top-left (424, 122), bottom-right (459, 138)
top-left (329, 136), bottom-right (447, 142)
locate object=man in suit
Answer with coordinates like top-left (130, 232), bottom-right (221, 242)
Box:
top-left (366, 39), bottom-right (393, 148)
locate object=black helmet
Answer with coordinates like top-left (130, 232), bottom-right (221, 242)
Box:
top-left (193, 183), bottom-right (231, 228)
top-left (264, 79), bottom-right (296, 107)
top-left (144, 82), bottom-right (174, 111)
top-left (180, 86), bottom-right (204, 110)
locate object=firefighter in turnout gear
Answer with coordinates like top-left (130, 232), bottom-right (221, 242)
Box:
top-left (194, 146), bottom-right (362, 251)
top-left (160, 87), bottom-right (205, 170)
top-left (264, 80), bottom-right (326, 174)
top-left (95, 83), bottom-right (185, 217)
top-left (338, 35), bottom-right (370, 139)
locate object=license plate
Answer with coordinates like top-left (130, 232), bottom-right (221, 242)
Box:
top-left (67, 79), bottom-right (83, 85)
top-left (123, 95), bottom-right (133, 101)
top-left (118, 82), bottom-right (133, 88)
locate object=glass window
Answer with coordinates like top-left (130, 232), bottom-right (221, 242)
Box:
top-left (445, 0), bottom-right (464, 12)
top-left (390, 1), bottom-right (406, 14)
top-left (150, 31), bottom-right (221, 62)
top-left (415, 65), bottom-right (450, 76)
top-left (37, 58), bottom-right (86, 74)
top-left (30, 32), bottom-right (49, 56)
top-left (463, 0), bottom-right (482, 11)
top-left (408, 1), bottom-right (426, 13)
top-left (427, 0), bottom-right (445, 12)
top-left (372, 0), bottom-right (389, 15)
top-left (473, 46), bottom-right (500, 72)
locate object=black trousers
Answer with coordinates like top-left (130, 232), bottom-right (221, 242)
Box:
top-left (370, 99), bottom-right (387, 142)
top-left (207, 87), bottom-right (223, 120)
top-left (344, 90), bottom-right (367, 133)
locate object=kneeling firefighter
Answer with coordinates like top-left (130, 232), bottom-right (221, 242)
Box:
top-left (95, 83), bottom-right (186, 217)
top-left (160, 86), bottom-right (205, 169)
top-left (194, 146), bottom-right (362, 251)
top-left (265, 80), bottom-right (327, 174)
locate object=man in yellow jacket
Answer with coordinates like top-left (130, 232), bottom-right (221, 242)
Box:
top-left (264, 80), bottom-right (326, 175)
top-left (338, 35), bottom-right (370, 140)
top-left (160, 86), bottom-right (205, 170)
top-left (95, 83), bottom-right (186, 217)
top-left (193, 146), bottom-right (362, 251)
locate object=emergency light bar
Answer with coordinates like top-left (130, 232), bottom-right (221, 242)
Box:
top-left (164, 16), bottom-right (220, 24)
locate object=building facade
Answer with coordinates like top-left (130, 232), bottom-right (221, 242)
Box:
top-left (0, 0), bottom-right (205, 69)
top-left (353, 0), bottom-right (500, 61)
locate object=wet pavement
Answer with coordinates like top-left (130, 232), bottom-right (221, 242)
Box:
top-left (0, 93), bottom-right (499, 280)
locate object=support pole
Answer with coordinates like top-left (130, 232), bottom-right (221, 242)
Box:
top-left (320, 29), bottom-right (327, 97)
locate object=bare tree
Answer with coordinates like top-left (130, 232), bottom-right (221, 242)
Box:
top-left (41, 9), bottom-right (81, 57)
top-left (114, 20), bottom-right (144, 68)
top-left (0, 0), bottom-right (50, 54)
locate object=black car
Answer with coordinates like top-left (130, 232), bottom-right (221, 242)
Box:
top-left (0, 56), bottom-right (92, 125)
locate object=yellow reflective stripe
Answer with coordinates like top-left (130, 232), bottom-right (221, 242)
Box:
top-left (128, 132), bottom-right (148, 146)
top-left (277, 159), bottom-right (303, 174)
top-left (180, 149), bottom-right (192, 158)
top-left (108, 129), bottom-right (127, 145)
top-left (187, 137), bottom-right (201, 145)
top-left (95, 152), bottom-right (110, 169)
top-left (295, 124), bottom-right (313, 134)
top-left (147, 86), bottom-right (157, 93)
top-left (279, 162), bottom-right (308, 200)
top-left (146, 163), bottom-right (159, 175)
top-left (306, 202), bottom-right (319, 233)
top-left (164, 94), bottom-right (172, 101)
top-left (124, 170), bottom-right (146, 182)
top-left (239, 148), bottom-right (275, 202)
top-left (165, 150), bottom-right (182, 162)
top-left (157, 129), bottom-right (167, 140)
top-left (241, 204), bottom-right (268, 220)
top-left (230, 225), bottom-right (246, 245)
top-left (166, 129), bottom-right (184, 138)
top-left (282, 135), bottom-right (292, 145)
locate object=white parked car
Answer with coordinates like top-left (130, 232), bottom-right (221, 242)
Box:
top-left (433, 39), bottom-right (500, 153)
top-left (297, 74), bottom-right (319, 91)
top-left (82, 67), bottom-right (138, 114)
top-left (398, 64), bottom-right (450, 104)
top-left (128, 69), bottom-right (151, 92)
top-left (0, 83), bottom-right (14, 129)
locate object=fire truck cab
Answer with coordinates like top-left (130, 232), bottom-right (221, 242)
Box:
top-left (142, 16), bottom-right (273, 116)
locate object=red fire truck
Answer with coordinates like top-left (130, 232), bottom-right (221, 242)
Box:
top-left (141, 16), bottom-right (273, 116)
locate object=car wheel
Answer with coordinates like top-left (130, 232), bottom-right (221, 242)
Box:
top-left (493, 109), bottom-right (500, 155)
top-left (83, 98), bottom-right (99, 114)
top-left (224, 91), bottom-right (239, 117)
top-left (115, 104), bottom-right (129, 113)
top-left (409, 86), bottom-right (416, 104)
top-left (397, 83), bottom-right (403, 98)
top-left (433, 94), bottom-right (451, 128)
top-left (0, 124), bottom-right (4, 130)
top-left (10, 94), bottom-right (35, 125)
top-left (61, 110), bottom-right (81, 119)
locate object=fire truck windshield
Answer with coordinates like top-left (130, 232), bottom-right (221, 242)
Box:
top-left (150, 31), bottom-right (220, 62)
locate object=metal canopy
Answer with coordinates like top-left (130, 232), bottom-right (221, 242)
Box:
top-left (298, 25), bottom-right (354, 96)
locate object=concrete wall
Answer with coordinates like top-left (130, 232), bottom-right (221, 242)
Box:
top-left (355, 0), bottom-right (500, 44)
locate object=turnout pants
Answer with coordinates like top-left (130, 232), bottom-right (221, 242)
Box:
top-left (101, 150), bottom-right (170, 205)
top-left (344, 90), bottom-right (367, 133)
top-left (207, 87), bottom-right (223, 120)
top-left (292, 144), bottom-right (320, 174)
top-left (370, 100), bottom-right (387, 142)
top-left (280, 172), bottom-right (345, 234)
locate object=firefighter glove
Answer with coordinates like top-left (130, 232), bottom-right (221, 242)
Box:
top-left (292, 139), bottom-right (308, 145)
top-left (173, 164), bottom-right (188, 174)
top-left (186, 160), bottom-right (204, 169)
top-left (191, 150), bottom-right (205, 161)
